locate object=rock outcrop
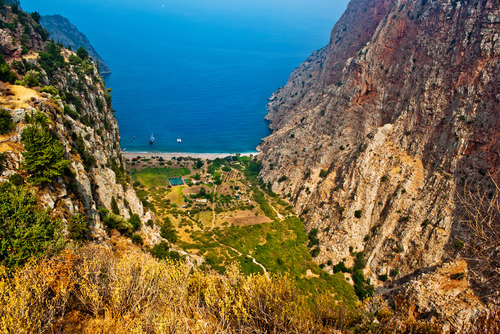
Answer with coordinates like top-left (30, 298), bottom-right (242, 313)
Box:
top-left (0, 5), bottom-right (150, 240)
top-left (41, 15), bottom-right (111, 74)
top-left (259, 0), bottom-right (499, 329)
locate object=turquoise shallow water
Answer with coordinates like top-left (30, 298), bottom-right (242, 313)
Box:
top-left (21, 0), bottom-right (348, 153)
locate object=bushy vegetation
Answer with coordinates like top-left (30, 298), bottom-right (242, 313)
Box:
top-left (67, 213), bottom-right (89, 240)
top-left (38, 40), bottom-right (66, 78)
top-left (0, 182), bottom-right (63, 268)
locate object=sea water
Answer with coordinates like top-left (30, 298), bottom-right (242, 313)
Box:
top-left (21, 0), bottom-right (348, 153)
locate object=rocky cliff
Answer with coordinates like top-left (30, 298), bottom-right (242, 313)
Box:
top-left (40, 15), bottom-right (110, 74)
top-left (259, 0), bottom-right (499, 329)
top-left (0, 3), bottom-right (152, 241)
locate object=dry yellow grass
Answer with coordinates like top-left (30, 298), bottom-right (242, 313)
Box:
top-left (0, 84), bottom-right (39, 110)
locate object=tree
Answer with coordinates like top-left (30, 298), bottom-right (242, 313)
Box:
top-left (76, 47), bottom-right (89, 60)
top-left (0, 182), bottom-right (63, 268)
top-left (0, 54), bottom-right (16, 83)
top-left (0, 108), bottom-right (13, 134)
top-left (21, 125), bottom-right (70, 184)
top-left (30, 11), bottom-right (41, 23)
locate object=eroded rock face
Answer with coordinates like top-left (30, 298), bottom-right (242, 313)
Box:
top-left (259, 0), bottom-right (499, 328)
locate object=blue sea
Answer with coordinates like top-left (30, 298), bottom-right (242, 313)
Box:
top-left (21, 0), bottom-right (348, 153)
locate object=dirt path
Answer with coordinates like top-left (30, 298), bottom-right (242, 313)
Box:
top-left (270, 203), bottom-right (284, 220)
top-left (210, 185), bottom-right (217, 230)
top-left (210, 234), bottom-right (268, 276)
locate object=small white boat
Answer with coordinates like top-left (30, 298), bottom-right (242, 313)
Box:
top-left (177, 138), bottom-right (182, 143)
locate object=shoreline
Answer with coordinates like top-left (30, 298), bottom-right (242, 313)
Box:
top-left (122, 151), bottom-right (260, 160)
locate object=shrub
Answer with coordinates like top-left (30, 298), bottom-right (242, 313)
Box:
top-left (131, 233), bottom-right (143, 245)
top-left (454, 239), bottom-right (464, 249)
top-left (110, 196), bottom-right (119, 215)
top-left (74, 135), bottom-right (95, 170)
top-left (319, 169), bottom-right (329, 178)
top-left (278, 175), bottom-right (287, 182)
top-left (38, 41), bottom-right (65, 78)
top-left (0, 58), bottom-right (16, 83)
top-left (76, 47), bottom-right (89, 60)
top-left (333, 261), bottom-right (350, 273)
top-left (151, 241), bottom-right (170, 259)
top-left (21, 125), bottom-right (70, 184)
top-left (390, 268), bottom-right (399, 277)
top-left (310, 246), bottom-right (320, 257)
top-left (8, 173), bottom-right (24, 186)
top-left (0, 152), bottom-right (5, 172)
top-left (354, 210), bottom-right (362, 218)
top-left (378, 274), bottom-right (388, 282)
top-left (30, 11), bottom-right (41, 23)
top-left (67, 54), bottom-right (82, 65)
top-left (20, 69), bottom-right (40, 87)
top-left (160, 217), bottom-right (178, 243)
top-left (63, 105), bottom-right (79, 119)
top-left (128, 214), bottom-right (141, 231)
top-left (0, 183), bottom-right (63, 268)
top-left (0, 108), bottom-right (14, 134)
top-left (352, 269), bottom-right (373, 300)
top-left (40, 85), bottom-right (58, 96)
top-left (68, 213), bottom-right (89, 240)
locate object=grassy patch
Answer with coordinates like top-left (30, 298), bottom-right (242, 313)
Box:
top-left (133, 167), bottom-right (190, 187)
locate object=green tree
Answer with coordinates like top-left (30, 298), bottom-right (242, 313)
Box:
top-left (0, 108), bottom-right (14, 134)
top-left (21, 125), bottom-right (70, 184)
top-left (30, 11), bottom-right (41, 23)
top-left (76, 47), bottom-right (89, 60)
top-left (0, 183), bottom-right (63, 268)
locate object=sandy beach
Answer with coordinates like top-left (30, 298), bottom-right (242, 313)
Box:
top-left (122, 151), bottom-right (260, 160)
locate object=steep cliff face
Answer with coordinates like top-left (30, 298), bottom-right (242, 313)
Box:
top-left (0, 4), bottom-right (152, 241)
top-left (41, 15), bottom-right (111, 74)
top-left (259, 0), bottom-right (499, 326)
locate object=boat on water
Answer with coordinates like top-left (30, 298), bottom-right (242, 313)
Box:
top-left (149, 133), bottom-right (155, 144)
top-left (177, 138), bottom-right (182, 143)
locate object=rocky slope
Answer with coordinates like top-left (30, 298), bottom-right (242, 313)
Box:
top-left (259, 0), bottom-right (499, 329)
top-left (0, 4), bottom-right (152, 241)
top-left (41, 14), bottom-right (110, 74)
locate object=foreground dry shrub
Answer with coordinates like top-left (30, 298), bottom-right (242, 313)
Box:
top-left (189, 264), bottom-right (297, 332)
top-left (0, 251), bottom-right (75, 333)
top-left (2, 243), bottom-right (484, 333)
top-left (0, 245), bottom-right (329, 333)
